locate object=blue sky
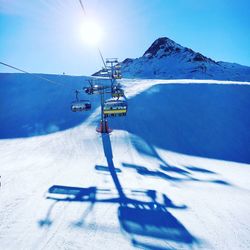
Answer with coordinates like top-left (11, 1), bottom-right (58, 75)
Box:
top-left (0, 0), bottom-right (250, 75)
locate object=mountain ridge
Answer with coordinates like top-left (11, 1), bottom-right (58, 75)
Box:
top-left (95, 37), bottom-right (250, 81)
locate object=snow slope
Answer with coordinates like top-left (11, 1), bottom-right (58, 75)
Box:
top-left (0, 73), bottom-right (95, 139)
top-left (118, 37), bottom-right (250, 81)
top-left (0, 74), bottom-right (250, 250)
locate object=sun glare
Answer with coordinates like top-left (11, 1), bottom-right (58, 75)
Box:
top-left (80, 20), bottom-right (103, 46)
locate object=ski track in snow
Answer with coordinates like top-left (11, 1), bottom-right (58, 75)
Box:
top-left (0, 78), bottom-right (250, 250)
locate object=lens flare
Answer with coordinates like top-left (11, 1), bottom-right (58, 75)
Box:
top-left (80, 20), bottom-right (103, 46)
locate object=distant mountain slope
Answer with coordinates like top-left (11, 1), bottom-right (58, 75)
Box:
top-left (118, 37), bottom-right (250, 80)
top-left (1, 72), bottom-right (250, 163)
top-left (0, 73), bottom-right (93, 138)
top-left (1, 76), bottom-right (250, 250)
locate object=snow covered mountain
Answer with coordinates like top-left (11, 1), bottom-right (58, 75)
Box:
top-left (1, 73), bottom-right (250, 249)
top-left (120, 37), bottom-right (250, 80)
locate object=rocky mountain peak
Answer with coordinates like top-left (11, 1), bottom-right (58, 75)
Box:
top-left (94, 36), bottom-right (250, 81)
top-left (143, 37), bottom-right (182, 58)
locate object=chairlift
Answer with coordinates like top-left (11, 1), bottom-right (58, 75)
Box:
top-left (71, 90), bottom-right (91, 112)
top-left (106, 58), bottom-right (121, 79)
top-left (113, 70), bottom-right (122, 79)
top-left (103, 98), bottom-right (127, 117)
top-left (71, 100), bottom-right (91, 112)
top-left (85, 79), bottom-right (110, 95)
top-left (85, 84), bottom-right (110, 95)
top-left (99, 69), bottom-right (109, 77)
top-left (112, 86), bottom-right (124, 98)
top-left (106, 58), bottom-right (118, 64)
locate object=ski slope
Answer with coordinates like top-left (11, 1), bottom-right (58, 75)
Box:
top-left (0, 76), bottom-right (250, 250)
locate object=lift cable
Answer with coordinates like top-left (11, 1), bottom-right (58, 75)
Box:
top-left (0, 61), bottom-right (63, 86)
top-left (78, 0), bottom-right (106, 69)
top-left (78, 0), bottom-right (87, 15)
top-left (78, 0), bottom-right (114, 86)
top-left (98, 48), bottom-right (107, 71)
top-left (74, 1), bottom-right (127, 133)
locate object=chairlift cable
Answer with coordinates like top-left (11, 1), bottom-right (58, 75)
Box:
top-left (73, 1), bottom-right (128, 124)
top-left (78, 0), bottom-right (87, 15)
top-left (78, 1), bottom-right (106, 68)
top-left (0, 61), bottom-right (63, 86)
top-left (98, 48), bottom-right (107, 71)
top-left (78, 0), bottom-right (114, 86)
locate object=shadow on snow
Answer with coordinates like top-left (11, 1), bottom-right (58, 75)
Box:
top-left (109, 84), bottom-right (250, 163)
top-left (2, 74), bottom-right (250, 165)
top-left (42, 133), bottom-right (202, 249)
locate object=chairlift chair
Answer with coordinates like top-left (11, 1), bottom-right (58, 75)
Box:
top-left (115, 64), bottom-right (121, 69)
top-left (113, 69), bottom-right (122, 79)
top-left (106, 58), bottom-right (118, 64)
top-left (112, 86), bottom-right (124, 98)
top-left (103, 98), bottom-right (127, 117)
top-left (71, 100), bottom-right (91, 112)
top-left (71, 90), bottom-right (91, 112)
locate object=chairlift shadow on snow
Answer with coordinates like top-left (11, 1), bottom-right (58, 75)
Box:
top-left (122, 162), bottom-right (231, 186)
top-left (106, 107), bottom-right (232, 186)
top-left (185, 166), bottom-right (216, 174)
top-left (41, 133), bottom-right (200, 249)
top-left (38, 186), bottom-right (99, 228)
top-left (95, 164), bottom-right (122, 173)
top-left (101, 133), bottom-right (199, 248)
top-left (122, 162), bottom-right (183, 182)
top-left (118, 205), bottom-right (194, 244)
top-left (43, 184), bottom-right (198, 248)
top-left (38, 200), bottom-right (58, 227)
top-left (120, 133), bottom-right (231, 186)
top-left (160, 165), bottom-right (191, 175)
top-left (109, 83), bottom-right (250, 164)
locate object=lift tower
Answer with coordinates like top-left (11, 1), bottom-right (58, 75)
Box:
top-left (71, 60), bottom-right (127, 134)
top-left (96, 85), bottom-right (112, 134)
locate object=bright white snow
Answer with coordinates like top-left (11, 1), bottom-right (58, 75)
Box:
top-left (0, 76), bottom-right (250, 250)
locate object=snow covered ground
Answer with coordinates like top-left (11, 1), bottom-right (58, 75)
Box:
top-left (119, 37), bottom-right (250, 81)
top-left (0, 76), bottom-right (250, 250)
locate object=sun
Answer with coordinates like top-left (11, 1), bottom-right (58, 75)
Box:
top-left (80, 20), bottom-right (103, 46)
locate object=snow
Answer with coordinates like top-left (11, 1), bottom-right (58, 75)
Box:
top-left (121, 38), bottom-right (250, 81)
top-left (0, 74), bottom-right (250, 249)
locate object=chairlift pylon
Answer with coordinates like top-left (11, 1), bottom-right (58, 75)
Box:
top-left (71, 58), bottom-right (127, 133)
top-left (106, 58), bottom-right (122, 80)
